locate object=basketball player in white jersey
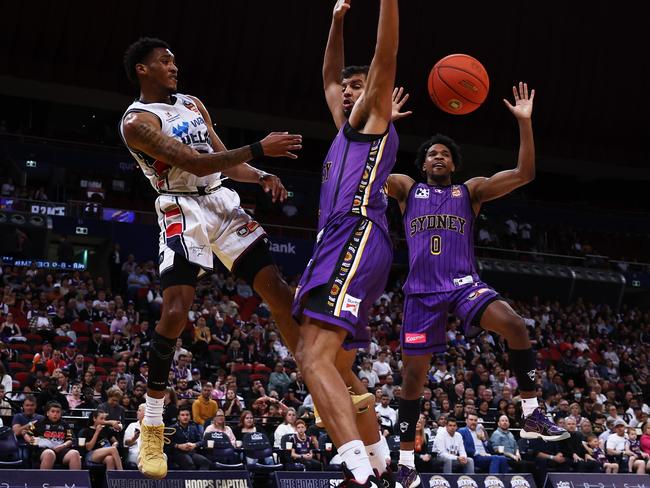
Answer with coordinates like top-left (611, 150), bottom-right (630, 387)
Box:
top-left (120, 37), bottom-right (302, 479)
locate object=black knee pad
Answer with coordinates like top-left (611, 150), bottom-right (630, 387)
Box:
top-left (147, 332), bottom-right (177, 391)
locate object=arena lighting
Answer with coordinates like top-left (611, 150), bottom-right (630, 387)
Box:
top-left (26, 159), bottom-right (37, 168)
top-left (75, 226), bottom-right (88, 235)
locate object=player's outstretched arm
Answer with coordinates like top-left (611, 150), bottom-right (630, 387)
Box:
top-left (386, 173), bottom-right (415, 212)
top-left (466, 82), bottom-right (535, 209)
top-left (122, 112), bottom-right (302, 177)
top-left (323, 0), bottom-right (351, 130)
top-left (189, 96), bottom-right (289, 202)
top-left (349, 0), bottom-right (398, 134)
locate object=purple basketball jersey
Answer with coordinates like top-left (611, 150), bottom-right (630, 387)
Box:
top-left (318, 122), bottom-right (399, 235)
top-left (403, 183), bottom-right (479, 294)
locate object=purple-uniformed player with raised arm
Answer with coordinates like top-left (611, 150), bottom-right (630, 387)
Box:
top-left (387, 83), bottom-right (569, 488)
top-left (292, 0), bottom-right (400, 486)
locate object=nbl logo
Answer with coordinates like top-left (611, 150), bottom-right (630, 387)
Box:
top-left (428, 476), bottom-right (451, 488)
top-left (510, 476), bottom-right (531, 488)
top-left (457, 476), bottom-right (479, 488)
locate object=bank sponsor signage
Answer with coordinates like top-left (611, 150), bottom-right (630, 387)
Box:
top-left (0, 469), bottom-right (91, 488)
top-left (545, 473), bottom-right (649, 488)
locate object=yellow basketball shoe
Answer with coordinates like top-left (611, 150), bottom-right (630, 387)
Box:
top-left (137, 423), bottom-right (169, 479)
top-left (314, 390), bottom-right (375, 427)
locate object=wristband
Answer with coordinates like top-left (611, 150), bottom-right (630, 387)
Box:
top-left (250, 141), bottom-right (264, 159)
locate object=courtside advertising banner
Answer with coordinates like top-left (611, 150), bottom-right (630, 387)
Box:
top-left (545, 473), bottom-right (650, 488)
top-left (0, 469), bottom-right (91, 488)
top-left (422, 474), bottom-right (536, 488)
top-left (105, 470), bottom-right (252, 488)
top-left (274, 472), bottom-right (535, 488)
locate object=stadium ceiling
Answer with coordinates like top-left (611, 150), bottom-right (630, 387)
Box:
top-left (0, 0), bottom-right (646, 169)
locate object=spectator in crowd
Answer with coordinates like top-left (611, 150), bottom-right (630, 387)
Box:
top-left (434, 417), bottom-right (474, 473)
top-left (223, 388), bottom-right (243, 418)
top-left (268, 362), bottom-right (291, 396)
top-left (372, 350), bottom-right (392, 378)
top-left (66, 383), bottom-right (83, 409)
top-left (358, 357), bottom-right (380, 388)
top-left (163, 387), bottom-right (179, 426)
top-left (459, 413), bottom-right (509, 473)
top-left (31, 342), bottom-right (53, 372)
top-left (274, 408), bottom-right (298, 449)
top-left (97, 387), bottom-right (125, 428)
top-left (37, 377), bottom-right (69, 413)
top-left (559, 417), bottom-right (601, 472)
top-left (25, 402), bottom-right (81, 470)
top-left (78, 411), bottom-right (123, 470)
top-left (0, 363), bottom-right (12, 394)
top-left (192, 382), bottom-right (218, 427)
top-left (626, 426), bottom-right (650, 473)
top-left (413, 414), bottom-right (436, 473)
top-left (204, 409), bottom-right (236, 445)
top-left (12, 394), bottom-right (44, 444)
top-left (585, 434), bottom-right (618, 473)
top-left (289, 419), bottom-right (322, 471)
top-left (168, 407), bottom-right (210, 470)
top-left (376, 394), bottom-right (397, 434)
top-left (490, 415), bottom-right (536, 473)
top-left (1, 312), bottom-right (25, 342)
top-left (233, 410), bottom-right (257, 440)
top-left (123, 404), bottom-right (145, 467)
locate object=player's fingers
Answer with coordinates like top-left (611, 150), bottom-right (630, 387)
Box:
top-left (512, 85), bottom-right (519, 100)
top-left (529, 89), bottom-right (535, 102)
top-left (286, 152), bottom-right (298, 159)
top-left (288, 144), bottom-right (302, 151)
top-left (392, 87), bottom-right (399, 100)
top-left (503, 99), bottom-right (514, 110)
top-left (281, 187), bottom-right (288, 202)
top-left (523, 83), bottom-right (529, 99)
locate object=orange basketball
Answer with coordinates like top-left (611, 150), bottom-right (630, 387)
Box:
top-left (427, 54), bottom-right (489, 115)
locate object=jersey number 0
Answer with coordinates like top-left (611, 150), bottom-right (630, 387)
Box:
top-left (430, 235), bottom-right (442, 255)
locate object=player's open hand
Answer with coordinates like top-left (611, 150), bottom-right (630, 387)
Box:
top-left (503, 82), bottom-right (534, 120)
top-left (259, 173), bottom-right (289, 203)
top-left (260, 132), bottom-right (302, 159)
top-left (392, 86), bottom-right (413, 121)
top-left (333, 0), bottom-right (351, 20)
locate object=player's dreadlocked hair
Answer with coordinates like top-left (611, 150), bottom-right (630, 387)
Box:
top-left (414, 133), bottom-right (463, 177)
top-left (123, 37), bottom-right (170, 85)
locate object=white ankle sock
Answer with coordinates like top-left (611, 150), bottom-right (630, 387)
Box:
top-left (399, 449), bottom-right (415, 469)
top-left (366, 435), bottom-right (391, 475)
top-left (339, 440), bottom-right (374, 483)
top-left (521, 397), bottom-right (539, 417)
top-left (143, 394), bottom-right (165, 426)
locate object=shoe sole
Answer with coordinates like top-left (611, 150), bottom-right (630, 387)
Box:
top-left (315, 392), bottom-right (375, 427)
top-left (138, 454), bottom-right (168, 480)
top-left (519, 430), bottom-right (570, 442)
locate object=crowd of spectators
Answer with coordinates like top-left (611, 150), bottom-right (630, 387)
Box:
top-left (0, 256), bottom-right (649, 482)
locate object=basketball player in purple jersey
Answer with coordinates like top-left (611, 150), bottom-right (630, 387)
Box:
top-left (387, 83), bottom-right (568, 487)
top-left (292, 0), bottom-right (399, 486)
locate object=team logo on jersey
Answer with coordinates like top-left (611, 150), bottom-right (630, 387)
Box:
top-left (171, 121), bottom-right (190, 137)
top-left (451, 185), bottom-right (462, 198)
top-left (434, 188), bottom-right (444, 194)
top-left (344, 251), bottom-right (354, 262)
top-left (342, 294), bottom-right (361, 317)
top-left (236, 221), bottom-right (260, 237)
top-left (415, 187), bottom-right (430, 199)
top-left (330, 284), bottom-right (341, 296)
top-left (467, 287), bottom-right (490, 301)
top-left (405, 333), bottom-right (427, 344)
top-left (182, 100), bottom-right (202, 115)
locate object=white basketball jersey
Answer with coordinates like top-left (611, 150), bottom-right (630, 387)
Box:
top-left (119, 93), bottom-right (220, 193)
